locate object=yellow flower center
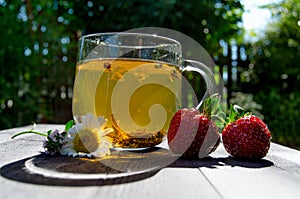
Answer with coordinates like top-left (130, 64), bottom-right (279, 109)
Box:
top-left (73, 128), bottom-right (101, 153)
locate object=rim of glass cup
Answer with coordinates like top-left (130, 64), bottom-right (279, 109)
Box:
top-left (79, 32), bottom-right (182, 50)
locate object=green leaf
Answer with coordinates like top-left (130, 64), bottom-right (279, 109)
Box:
top-left (47, 130), bottom-right (52, 136)
top-left (65, 120), bottom-right (74, 132)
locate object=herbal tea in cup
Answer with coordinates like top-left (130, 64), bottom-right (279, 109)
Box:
top-left (73, 33), bottom-right (214, 149)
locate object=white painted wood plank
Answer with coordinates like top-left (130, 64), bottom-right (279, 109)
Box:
top-left (100, 168), bottom-right (222, 199)
top-left (1, 125), bottom-right (300, 199)
top-left (1, 168), bottom-right (221, 199)
top-left (200, 144), bottom-right (300, 199)
top-left (0, 125), bottom-right (64, 166)
top-left (0, 124), bottom-right (221, 199)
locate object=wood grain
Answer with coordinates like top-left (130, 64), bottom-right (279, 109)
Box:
top-left (1, 124), bottom-right (300, 199)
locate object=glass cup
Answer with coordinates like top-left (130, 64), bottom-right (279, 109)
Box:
top-left (72, 32), bottom-right (216, 149)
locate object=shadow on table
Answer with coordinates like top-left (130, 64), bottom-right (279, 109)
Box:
top-left (0, 155), bottom-right (161, 186)
top-left (1, 147), bottom-right (274, 186)
top-left (0, 146), bottom-right (178, 187)
top-left (168, 156), bottom-right (274, 169)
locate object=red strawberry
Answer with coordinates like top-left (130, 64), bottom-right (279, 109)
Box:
top-left (222, 105), bottom-right (271, 159)
top-left (167, 95), bottom-right (222, 159)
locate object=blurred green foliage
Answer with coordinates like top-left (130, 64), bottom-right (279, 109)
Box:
top-left (240, 0), bottom-right (300, 149)
top-left (0, 0), bottom-right (243, 128)
top-left (0, 0), bottom-right (78, 127)
top-left (0, 0), bottom-right (299, 149)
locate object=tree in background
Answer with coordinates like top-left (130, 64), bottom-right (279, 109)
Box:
top-left (1, 0), bottom-right (299, 149)
top-left (0, 0), bottom-right (243, 129)
top-left (0, 0), bottom-right (78, 128)
top-left (244, 0), bottom-right (300, 148)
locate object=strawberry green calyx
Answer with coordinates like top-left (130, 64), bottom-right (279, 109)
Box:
top-left (226, 104), bottom-right (251, 124)
top-left (200, 94), bottom-right (226, 130)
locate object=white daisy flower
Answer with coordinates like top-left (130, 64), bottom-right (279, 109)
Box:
top-left (60, 113), bottom-right (113, 158)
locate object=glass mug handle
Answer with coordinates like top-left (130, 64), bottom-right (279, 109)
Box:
top-left (182, 60), bottom-right (216, 109)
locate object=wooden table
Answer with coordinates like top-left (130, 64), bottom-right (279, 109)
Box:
top-left (1, 124), bottom-right (300, 199)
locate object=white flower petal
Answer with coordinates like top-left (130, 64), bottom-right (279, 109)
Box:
top-left (82, 113), bottom-right (99, 129)
top-left (69, 124), bottom-right (83, 135)
top-left (87, 154), bottom-right (92, 158)
top-left (59, 113), bottom-right (113, 159)
top-left (97, 116), bottom-right (106, 128)
top-left (78, 152), bottom-right (88, 157)
top-left (60, 147), bottom-right (76, 156)
top-left (102, 128), bottom-right (114, 135)
top-left (101, 140), bottom-right (113, 148)
top-left (91, 147), bottom-right (110, 158)
top-left (64, 137), bottom-right (73, 143)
